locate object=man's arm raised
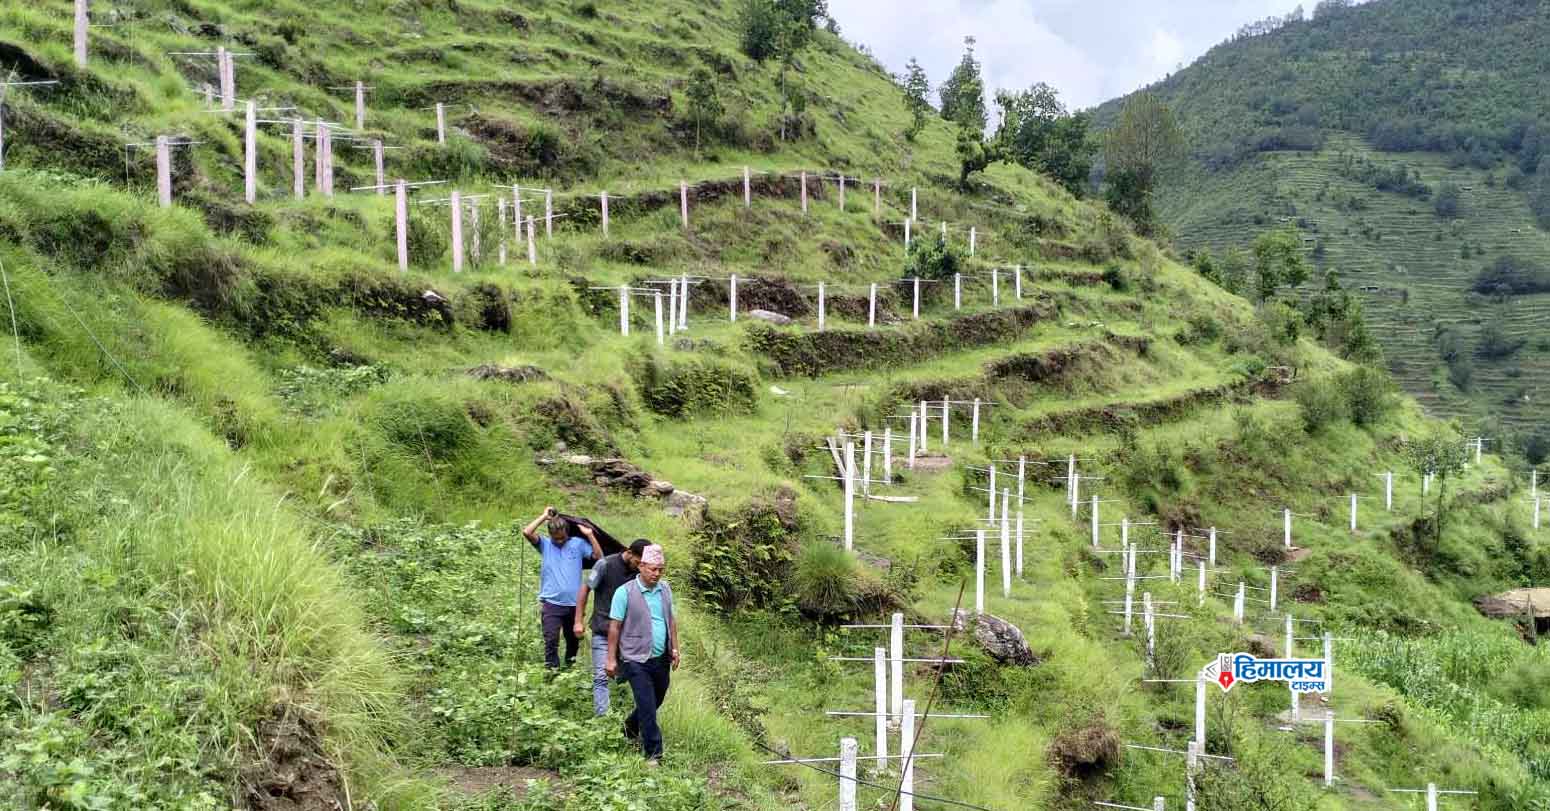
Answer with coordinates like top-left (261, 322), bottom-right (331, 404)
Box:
top-left (521, 506), bottom-right (554, 546)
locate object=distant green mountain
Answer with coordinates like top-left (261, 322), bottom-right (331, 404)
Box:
top-left (1094, 0), bottom-right (1550, 441)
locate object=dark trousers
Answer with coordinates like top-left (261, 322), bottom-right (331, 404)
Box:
top-left (540, 600), bottom-right (580, 669)
top-left (621, 653), bottom-right (672, 759)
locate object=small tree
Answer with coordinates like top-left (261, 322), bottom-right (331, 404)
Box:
top-left (901, 58), bottom-right (931, 143)
top-left (1250, 226), bottom-right (1311, 302)
top-left (685, 67), bottom-right (723, 156)
top-left (938, 37), bottom-right (986, 133)
top-left (1434, 181), bottom-right (1462, 218)
top-left (1102, 93), bottom-right (1184, 235)
top-left (1406, 433), bottom-right (1469, 551)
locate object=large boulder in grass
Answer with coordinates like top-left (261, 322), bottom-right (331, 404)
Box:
top-left (951, 610), bottom-right (1038, 666)
top-left (747, 309), bottom-right (793, 325)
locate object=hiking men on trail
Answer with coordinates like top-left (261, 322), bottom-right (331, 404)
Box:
top-left (522, 506), bottom-right (603, 669)
top-left (605, 544), bottom-right (679, 763)
top-left (575, 538), bottom-right (648, 716)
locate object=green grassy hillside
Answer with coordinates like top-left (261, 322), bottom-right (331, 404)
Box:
top-left (0, 1), bottom-right (1546, 810)
top-left (1091, 0), bottom-right (1550, 441)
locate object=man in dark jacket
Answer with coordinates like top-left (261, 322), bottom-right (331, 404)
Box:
top-left (605, 544), bottom-right (679, 764)
top-left (574, 538), bottom-right (648, 715)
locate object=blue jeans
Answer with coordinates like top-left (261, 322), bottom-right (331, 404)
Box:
top-left (590, 634), bottom-right (611, 716)
top-left (621, 653), bottom-right (672, 759)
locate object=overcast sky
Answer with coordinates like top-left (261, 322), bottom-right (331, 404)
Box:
top-left (829, 0), bottom-right (1314, 112)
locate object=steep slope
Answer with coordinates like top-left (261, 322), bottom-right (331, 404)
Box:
top-left (1091, 0), bottom-right (1550, 440)
top-left (0, 1), bottom-right (1546, 810)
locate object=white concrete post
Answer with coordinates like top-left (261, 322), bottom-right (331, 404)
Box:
top-left (1534, 496), bottom-right (1541, 530)
top-left (1284, 508), bottom-right (1293, 548)
top-left (680, 180), bottom-right (689, 230)
top-left (988, 465), bottom-right (997, 522)
top-left (743, 166), bottom-right (750, 207)
top-left (1123, 543), bottom-right (1135, 636)
top-left (940, 220), bottom-right (947, 239)
top-left (218, 47), bottom-right (234, 111)
top-left (74, 0), bottom-right (89, 68)
top-left (844, 441), bottom-right (856, 551)
top-left (1289, 687), bottom-right (1300, 724)
top-left (729, 274), bottom-right (738, 322)
top-left (868, 283), bottom-right (877, 328)
top-left (862, 431), bottom-right (873, 497)
top-left (904, 217), bottom-right (911, 249)
top-left (435, 103), bottom-right (446, 144)
top-left (975, 529), bottom-right (985, 614)
top-left (889, 613), bottom-right (904, 726)
top-left (1427, 783), bottom-right (1439, 811)
top-left (1122, 517), bottom-right (1130, 549)
top-left (526, 217), bottom-right (536, 265)
top-left (1174, 529), bottom-right (1184, 581)
top-left (469, 199), bottom-right (480, 265)
top-left (1350, 493), bottom-right (1358, 532)
top-left (991, 267), bottom-right (999, 307)
top-left (873, 178), bottom-right (881, 217)
top-left (1015, 265), bottom-right (1023, 299)
top-left (912, 277), bottom-right (920, 320)
top-left (600, 191), bottom-right (609, 237)
top-left (1017, 457), bottom-right (1026, 506)
top-left (1324, 711), bottom-right (1335, 786)
top-left (291, 119), bottom-right (304, 200)
top-left (1015, 512), bottom-right (1025, 578)
top-left (394, 180), bottom-right (408, 271)
top-left (907, 412), bottom-right (917, 469)
top-left (1269, 566), bottom-right (1279, 612)
top-left (1532, 470), bottom-right (1539, 501)
top-left (838, 173), bottom-right (846, 211)
top-left (1476, 438), bottom-right (1484, 465)
top-left (1324, 632), bottom-right (1334, 693)
top-left (1072, 474), bottom-right (1081, 519)
top-left (319, 121), bottom-right (334, 197)
top-left (1285, 614), bottom-right (1295, 657)
top-left (918, 401), bottom-right (928, 453)
top-left (1186, 740), bottom-right (1200, 811)
top-left (873, 648), bottom-right (888, 761)
top-left (910, 187), bottom-right (917, 221)
top-left (242, 101), bottom-right (257, 204)
top-left (1424, 471), bottom-right (1432, 496)
top-left (667, 281), bottom-right (677, 335)
top-left (953, 273), bottom-right (961, 310)
top-left (1197, 561), bottom-right (1206, 606)
top-left (900, 700), bottom-right (917, 811)
top-left (1001, 489), bottom-right (1012, 598)
top-left (618, 286), bottom-right (629, 336)
top-left (817, 282), bottom-right (826, 332)
top-left (969, 226), bottom-right (976, 256)
top-left (839, 737), bottom-right (858, 811)
top-left (1195, 674), bottom-right (1207, 751)
top-left (1234, 582), bottom-right (1245, 624)
top-left (545, 189), bottom-right (554, 238)
top-left (1091, 495), bottom-right (1100, 547)
top-left (654, 291), bottom-right (664, 346)
top-left (155, 135), bottom-right (172, 208)
top-left (941, 399), bottom-right (949, 445)
top-left (678, 274), bottom-right (689, 329)
top-left (883, 426), bottom-right (892, 483)
top-left (1144, 591), bottom-right (1156, 671)
top-left (1385, 471), bottom-right (1394, 511)
top-left (450, 191), bottom-right (464, 272)
top-left (355, 81), bottom-right (366, 130)
top-left (1209, 527), bottom-right (1217, 567)
top-left (513, 186), bottom-right (522, 238)
top-left (800, 171), bottom-right (808, 214)
top-left (971, 398), bottom-right (981, 444)
top-left (1067, 454), bottom-right (1077, 512)
top-left (373, 140), bottom-right (385, 197)
top-left (1154, 797), bottom-right (1165, 811)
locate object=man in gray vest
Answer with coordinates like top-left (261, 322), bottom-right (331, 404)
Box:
top-left (574, 538), bottom-right (649, 716)
top-left (604, 544), bottom-right (679, 763)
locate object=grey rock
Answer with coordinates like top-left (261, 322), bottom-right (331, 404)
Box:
top-left (663, 490), bottom-right (707, 518)
top-left (951, 609), bottom-right (1038, 666)
top-left (747, 309), bottom-right (792, 325)
top-left (643, 479), bottom-right (676, 498)
top-left (563, 454), bottom-right (593, 466)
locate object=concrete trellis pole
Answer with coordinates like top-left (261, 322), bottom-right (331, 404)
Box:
top-left (498, 199), bottom-right (508, 265)
top-left (1350, 493), bottom-right (1358, 532)
top-left (678, 274), bottom-right (689, 329)
top-left (1532, 470), bottom-right (1539, 501)
top-left (1285, 613), bottom-right (1295, 657)
top-left (243, 101), bottom-right (256, 204)
top-left (911, 277), bottom-right (920, 320)
top-left (1122, 517), bottom-right (1130, 548)
top-left (1123, 543), bottom-right (1135, 635)
top-left (941, 399), bottom-right (949, 445)
top-left (971, 398), bottom-right (981, 444)
top-left (618, 285), bottom-right (630, 336)
top-left (838, 173), bottom-right (846, 211)
top-left (862, 431), bottom-right (873, 497)
top-left (873, 648), bottom-right (888, 761)
top-left (1000, 490), bottom-right (1012, 598)
top-left (1284, 508), bottom-right (1293, 548)
top-left (74, 0), bottom-right (90, 68)
top-left (940, 220), bottom-right (947, 239)
top-left (883, 426), bottom-right (892, 483)
top-left (1534, 496), bottom-right (1541, 530)
top-left (743, 166), bottom-right (751, 207)
top-left (843, 441), bottom-right (856, 551)
top-left (991, 267), bottom-right (999, 307)
top-left (873, 177), bottom-right (881, 218)
top-left (1091, 495), bottom-right (1100, 547)
top-left (1194, 674), bottom-right (1207, 751)
top-left (1197, 561), bottom-right (1206, 606)
top-left (1186, 740), bottom-right (1200, 811)
top-left (839, 737), bottom-right (858, 811)
top-left (217, 47), bottom-right (234, 111)
top-left (969, 226), bottom-right (976, 256)
top-left (680, 180), bottom-right (689, 230)
top-left (817, 282), bottom-right (826, 332)
top-left (1066, 454), bottom-right (1077, 511)
top-left (291, 119), bottom-right (304, 199)
top-left (1323, 632), bottom-right (1334, 693)
top-left (394, 180), bottom-right (408, 271)
top-left (1016, 512), bottom-right (1025, 577)
top-left (1427, 783), bottom-right (1439, 811)
top-left (667, 282), bottom-right (677, 336)
top-left (868, 283), bottom-right (877, 328)
top-left (355, 81), bottom-right (366, 130)
top-left (1143, 592), bottom-right (1156, 670)
top-left (450, 191), bottom-right (465, 272)
top-left (654, 291), bottom-right (665, 346)
top-left (373, 140), bottom-right (385, 196)
top-left (889, 613), bottom-right (904, 725)
top-left (1269, 566), bottom-right (1279, 612)
top-left (1424, 471), bottom-right (1432, 496)
top-left (435, 103), bottom-right (446, 143)
top-left (1385, 471), bottom-right (1394, 511)
top-left (469, 200), bottom-right (480, 264)
top-left (729, 274), bottom-right (738, 322)
top-left (545, 189), bottom-right (554, 238)
top-left (510, 187), bottom-right (522, 239)
top-left (910, 186), bottom-right (917, 221)
top-left (907, 412), bottom-right (917, 469)
top-left (899, 700), bottom-right (917, 811)
top-left (1324, 711), bottom-right (1335, 786)
top-left (975, 528), bottom-right (986, 614)
top-left (526, 217), bottom-right (537, 265)
top-left (1233, 582), bottom-right (1245, 624)
top-left (904, 217), bottom-right (911, 249)
top-left (988, 465), bottom-right (997, 521)
top-left (600, 191), bottom-right (609, 237)
top-left (918, 401), bottom-right (928, 453)
top-left (1208, 526), bottom-right (1217, 566)
top-left (1017, 457), bottom-right (1026, 505)
top-left (1015, 265), bottom-right (1023, 299)
top-left (953, 273), bottom-right (961, 310)
top-left (155, 135), bottom-right (172, 207)
top-left (800, 170), bottom-right (808, 214)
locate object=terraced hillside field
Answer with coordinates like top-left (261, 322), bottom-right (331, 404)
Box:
top-left (0, 2), bottom-right (1547, 811)
top-left (1165, 133), bottom-right (1550, 431)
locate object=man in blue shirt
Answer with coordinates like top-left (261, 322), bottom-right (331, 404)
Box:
top-left (522, 506), bottom-right (603, 669)
top-left (605, 544), bottom-right (679, 763)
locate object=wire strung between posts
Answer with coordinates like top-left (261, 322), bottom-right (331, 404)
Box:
top-left (53, 281), bottom-right (146, 396)
top-left (750, 740), bottom-right (997, 811)
top-left (0, 255), bottom-right (22, 383)
top-left (888, 580), bottom-right (968, 811)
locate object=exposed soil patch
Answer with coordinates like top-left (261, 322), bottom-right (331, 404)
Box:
top-left (239, 707), bottom-right (344, 811)
top-left (439, 766), bottom-right (558, 798)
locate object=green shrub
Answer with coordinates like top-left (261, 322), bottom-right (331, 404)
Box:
top-left (904, 234), bottom-right (964, 282)
top-left (1293, 378), bottom-right (1347, 433)
top-left (1339, 366), bottom-right (1397, 426)
top-left (788, 542), bottom-right (890, 622)
top-left (688, 497), bottom-right (801, 613)
top-left (632, 353), bottom-right (758, 418)
top-left (1101, 263), bottom-right (1131, 292)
